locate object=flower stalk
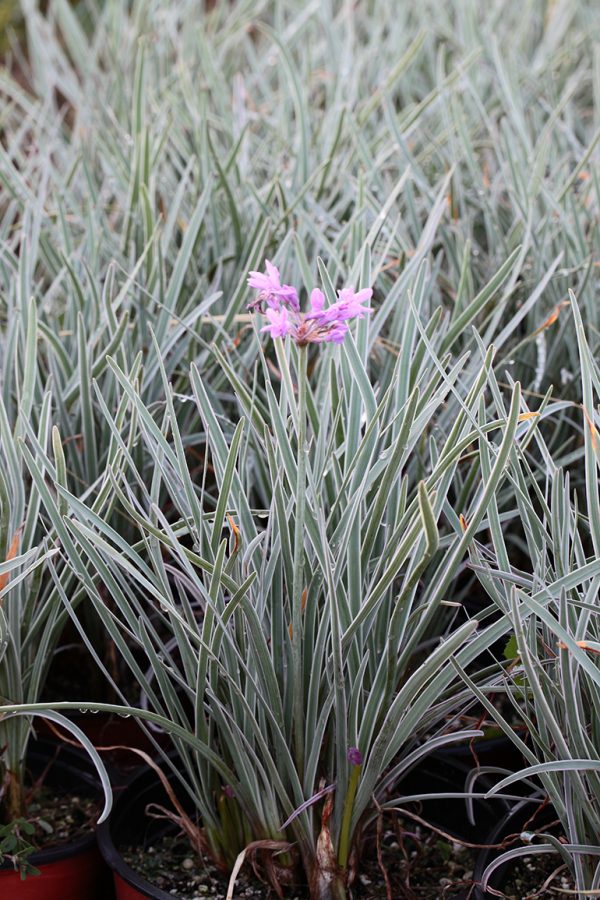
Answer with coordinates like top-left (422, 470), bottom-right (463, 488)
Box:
top-left (337, 748), bottom-right (363, 874)
top-left (291, 342), bottom-right (308, 770)
top-left (247, 260), bottom-right (373, 774)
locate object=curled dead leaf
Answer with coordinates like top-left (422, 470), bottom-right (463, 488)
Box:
top-left (226, 839), bottom-right (294, 900)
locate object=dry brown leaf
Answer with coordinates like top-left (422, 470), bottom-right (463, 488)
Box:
top-left (227, 514), bottom-right (240, 555)
top-left (532, 300), bottom-right (569, 336)
top-left (582, 406), bottom-right (599, 453)
top-left (0, 528), bottom-right (22, 598)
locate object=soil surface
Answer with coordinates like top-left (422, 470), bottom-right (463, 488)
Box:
top-left (121, 813), bottom-right (584, 898)
top-left (123, 818), bottom-right (476, 899)
top-left (25, 786), bottom-right (98, 850)
top-left (497, 847), bottom-right (576, 899)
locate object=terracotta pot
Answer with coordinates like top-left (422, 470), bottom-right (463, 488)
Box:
top-left (112, 870), bottom-right (169, 900)
top-left (97, 764), bottom-right (187, 900)
top-left (0, 740), bottom-right (113, 900)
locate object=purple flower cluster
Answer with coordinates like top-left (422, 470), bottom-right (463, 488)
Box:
top-left (247, 260), bottom-right (372, 346)
top-left (347, 747), bottom-right (363, 766)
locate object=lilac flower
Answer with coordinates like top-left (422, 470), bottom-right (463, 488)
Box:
top-left (247, 264), bottom-right (373, 346)
top-left (309, 288), bottom-right (326, 315)
top-left (307, 287), bottom-right (373, 325)
top-left (260, 306), bottom-right (293, 339)
top-left (347, 747), bottom-right (363, 766)
top-left (247, 260), bottom-right (299, 312)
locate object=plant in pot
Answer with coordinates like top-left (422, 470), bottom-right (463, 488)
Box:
top-left (455, 294), bottom-right (600, 896)
top-left (7, 249), bottom-right (535, 899)
top-left (0, 365), bottom-right (112, 895)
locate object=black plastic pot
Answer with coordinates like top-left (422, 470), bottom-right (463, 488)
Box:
top-left (397, 750), bottom-right (512, 843)
top-left (0, 739), bottom-right (113, 900)
top-left (436, 735), bottom-right (528, 784)
top-left (470, 794), bottom-right (555, 898)
top-left (38, 712), bottom-right (169, 778)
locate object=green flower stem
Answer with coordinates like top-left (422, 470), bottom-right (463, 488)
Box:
top-left (216, 794), bottom-right (239, 865)
top-left (337, 762), bottom-right (361, 873)
top-left (291, 343), bottom-right (308, 771)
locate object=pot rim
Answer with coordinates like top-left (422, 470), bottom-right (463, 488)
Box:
top-left (0, 834), bottom-right (99, 872)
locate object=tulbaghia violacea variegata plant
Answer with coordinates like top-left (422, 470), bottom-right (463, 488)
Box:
top-left (456, 294), bottom-right (600, 894)
top-left (0, 374), bottom-right (112, 834)
top-left (3, 1), bottom-right (600, 893)
top-left (5, 251), bottom-right (526, 898)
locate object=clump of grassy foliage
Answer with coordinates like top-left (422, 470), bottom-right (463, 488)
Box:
top-left (2, 0), bottom-right (600, 895)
